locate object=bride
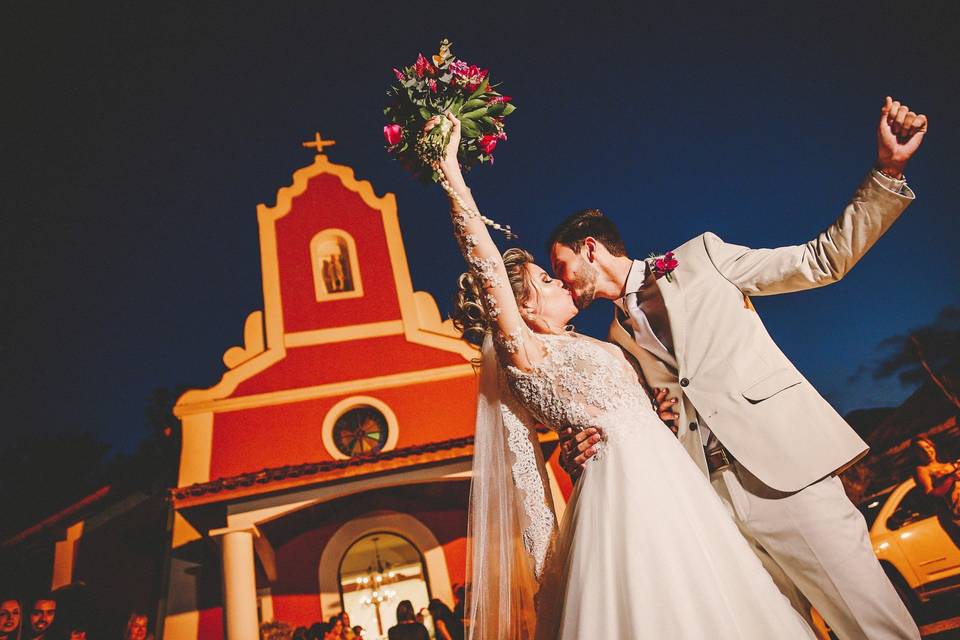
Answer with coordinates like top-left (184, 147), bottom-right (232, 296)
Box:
top-left (429, 113), bottom-right (816, 640)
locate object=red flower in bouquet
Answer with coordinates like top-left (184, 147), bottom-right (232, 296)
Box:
top-left (414, 53), bottom-right (435, 78)
top-left (450, 60), bottom-right (489, 92)
top-left (478, 134), bottom-right (499, 155)
top-left (383, 124), bottom-right (403, 147)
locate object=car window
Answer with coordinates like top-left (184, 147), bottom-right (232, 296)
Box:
top-left (888, 486), bottom-right (939, 528)
top-left (858, 493), bottom-right (890, 530)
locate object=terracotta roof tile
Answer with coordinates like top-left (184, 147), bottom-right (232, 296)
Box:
top-left (172, 435), bottom-right (476, 506)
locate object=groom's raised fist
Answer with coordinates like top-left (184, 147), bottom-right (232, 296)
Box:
top-left (876, 96), bottom-right (928, 179)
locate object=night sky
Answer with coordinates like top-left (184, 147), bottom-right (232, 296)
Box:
top-left (4, 2), bottom-right (958, 454)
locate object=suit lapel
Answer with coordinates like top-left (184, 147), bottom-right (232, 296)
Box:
top-left (609, 308), bottom-right (648, 364)
top-left (652, 262), bottom-right (688, 372)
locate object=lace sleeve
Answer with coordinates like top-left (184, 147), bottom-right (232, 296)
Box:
top-left (499, 374), bottom-right (558, 580)
top-left (442, 177), bottom-right (543, 369)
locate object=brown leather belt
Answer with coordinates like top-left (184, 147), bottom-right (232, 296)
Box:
top-left (705, 445), bottom-right (734, 474)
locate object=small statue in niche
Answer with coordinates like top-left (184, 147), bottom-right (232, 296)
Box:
top-left (317, 237), bottom-right (354, 295)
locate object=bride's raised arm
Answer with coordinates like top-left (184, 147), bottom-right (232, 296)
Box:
top-left (430, 113), bottom-right (543, 371)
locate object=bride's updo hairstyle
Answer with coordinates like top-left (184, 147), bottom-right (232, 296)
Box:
top-left (452, 248), bottom-right (536, 347)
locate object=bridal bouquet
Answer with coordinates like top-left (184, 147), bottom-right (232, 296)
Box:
top-left (383, 39), bottom-right (516, 183)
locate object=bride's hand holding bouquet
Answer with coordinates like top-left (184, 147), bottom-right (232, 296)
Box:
top-left (425, 112), bottom-right (464, 188)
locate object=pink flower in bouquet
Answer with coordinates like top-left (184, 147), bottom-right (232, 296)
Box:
top-left (414, 53), bottom-right (435, 78)
top-left (487, 95), bottom-right (512, 104)
top-left (428, 78), bottom-right (438, 93)
top-left (383, 124), bottom-right (403, 147)
top-left (392, 68), bottom-right (406, 82)
top-left (478, 134), bottom-right (499, 155)
top-left (450, 60), bottom-right (488, 91)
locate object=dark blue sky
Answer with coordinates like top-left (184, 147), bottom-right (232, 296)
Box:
top-left (4, 2), bottom-right (958, 453)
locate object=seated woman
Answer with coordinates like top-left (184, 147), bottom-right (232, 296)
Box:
top-left (913, 435), bottom-right (960, 544)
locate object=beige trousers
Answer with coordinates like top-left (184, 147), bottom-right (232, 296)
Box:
top-left (710, 460), bottom-right (920, 640)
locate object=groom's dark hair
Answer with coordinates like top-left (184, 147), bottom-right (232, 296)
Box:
top-left (547, 208), bottom-right (627, 257)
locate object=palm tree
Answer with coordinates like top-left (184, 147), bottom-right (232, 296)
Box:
top-left (873, 305), bottom-right (960, 410)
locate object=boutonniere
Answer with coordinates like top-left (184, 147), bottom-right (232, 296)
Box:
top-left (649, 251), bottom-right (679, 282)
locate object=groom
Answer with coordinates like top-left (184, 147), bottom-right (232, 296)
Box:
top-left (552, 97), bottom-right (927, 640)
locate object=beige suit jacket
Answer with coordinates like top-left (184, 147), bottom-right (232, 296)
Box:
top-left (608, 172), bottom-right (915, 492)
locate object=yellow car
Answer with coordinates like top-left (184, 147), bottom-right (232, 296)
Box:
top-left (859, 477), bottom-right (960, 609)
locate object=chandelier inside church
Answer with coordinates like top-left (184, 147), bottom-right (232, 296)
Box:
top-left (357, 537), bottom-right (399, 614)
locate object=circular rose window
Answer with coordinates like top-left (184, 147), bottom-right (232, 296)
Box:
top-left (332, 407), bottom-right (389, 457)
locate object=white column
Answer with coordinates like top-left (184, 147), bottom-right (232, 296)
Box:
top-left (212, 527), bottom-right (260, 640)
top-left (51, 521), bottom-right (84, 589)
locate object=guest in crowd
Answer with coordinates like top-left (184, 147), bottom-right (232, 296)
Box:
top-left (451, 585), bottom-right (464, 625)
top-left (260, 621), bottom-right (295, 640)
top-left (427, 599), bottom-right (463, 640)
top-left (26, 596), bottom-right (55, 640)
top-left (0, 597), bottom-right (22, 640)
top-left (387, 601), bottom-right (428, 640)
top-left (322, 625), bottom-right (340, 640)
top-left (351, 625), bottom-right (363, 639)
top-left (337, 612), bottom-right (354, 640)
top-left (123, 612), bottom-right (150, 640)
top-left (306, 622), bottom-right (326, 640)
top-left (292, 626), bottom-right (308, 640)
top-left (326, 615), bottom-right (343, 638)
top-left (68, 626), bottom-right (87, 640)
top-left (914, 435), bottom-right (960, 539)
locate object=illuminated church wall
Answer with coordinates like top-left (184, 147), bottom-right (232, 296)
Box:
top-left (209, 371), bottom-right (477, 478)
top-left (164, 140), bottom-right (491, 639)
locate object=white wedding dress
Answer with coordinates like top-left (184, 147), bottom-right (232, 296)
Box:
top-left (502, 331), bottom-right (816, 640)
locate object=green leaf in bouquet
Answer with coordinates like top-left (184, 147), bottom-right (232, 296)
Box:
top-left (486, 102), bottom-right (507, 117)
top-left (460, 106), bottom-right (487, 120)
top-left (501, 103), bottom-right (516, 116)
top-left (459, 98), bottom-right (486, 113)
top-left (466, 78), bottom-right (490, 101)
top-left (480, 116), bottom-right (497, 128)
top-left (460, 118), bottom-right (481, 139)
top-left (418, 107), bottom-right (433, 121)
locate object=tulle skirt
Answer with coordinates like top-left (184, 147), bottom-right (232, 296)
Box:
top-left (538, 410), bottom-right (816, 640)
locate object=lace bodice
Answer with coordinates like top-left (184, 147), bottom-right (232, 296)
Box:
top-left (505, 333), bottom-right (652, 455)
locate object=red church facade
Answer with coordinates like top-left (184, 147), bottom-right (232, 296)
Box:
top-left (161, 139), bottom-right (571, 639)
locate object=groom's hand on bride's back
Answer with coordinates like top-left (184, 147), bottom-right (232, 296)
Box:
top-left (558, 427), bottom-right (603, 477)
top-left (559, 388), bottom-right (680, 475)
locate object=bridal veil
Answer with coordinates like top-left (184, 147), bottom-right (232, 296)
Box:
top-left (465, 335), bottom-right (559, 639)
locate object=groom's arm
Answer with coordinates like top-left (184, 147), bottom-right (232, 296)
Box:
top-left (705, 97), bottom-right (927, 296)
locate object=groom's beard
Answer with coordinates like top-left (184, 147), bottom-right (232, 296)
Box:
top-left (570, 262), bottom-right (599, 310)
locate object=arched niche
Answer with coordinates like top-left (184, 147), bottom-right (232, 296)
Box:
top-left (310, 229), bottom-right (363, 301)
